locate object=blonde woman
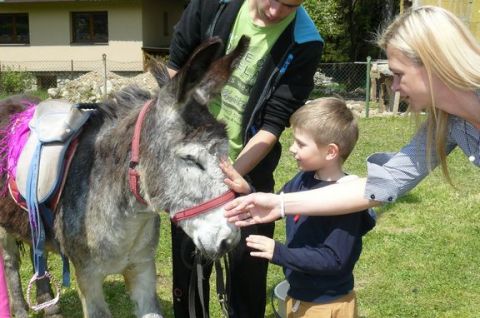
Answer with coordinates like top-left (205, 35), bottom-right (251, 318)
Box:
top-left (224, 5), bottom-right (480, 225)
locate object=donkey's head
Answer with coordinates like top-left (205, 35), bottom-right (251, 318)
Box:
top-left (142, 36), bottom-right (249, 259)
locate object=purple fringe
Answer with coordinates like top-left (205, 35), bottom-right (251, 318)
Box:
top-left (0, 101), bottom-right (36, 196)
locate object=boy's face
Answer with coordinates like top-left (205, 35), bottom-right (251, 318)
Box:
top-left (289, 128), bottom-right (328, 172)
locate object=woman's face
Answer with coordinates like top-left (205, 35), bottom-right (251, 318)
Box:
top-left (386, 46), bottom-right (433, 111)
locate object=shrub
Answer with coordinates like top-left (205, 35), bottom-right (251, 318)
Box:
top-left (0, 66), bottom-right (35, 94)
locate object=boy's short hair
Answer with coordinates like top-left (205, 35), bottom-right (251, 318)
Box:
top-left (290, 97), bottom-right (358, 162)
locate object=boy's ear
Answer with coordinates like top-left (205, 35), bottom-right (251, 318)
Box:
top-left (326, 143), bottom-right (339, 160)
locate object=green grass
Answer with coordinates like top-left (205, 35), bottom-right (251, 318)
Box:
top-left (21, 115), bottom-right (480, 317)
top-left (0, 90), bottom-right (49, 100)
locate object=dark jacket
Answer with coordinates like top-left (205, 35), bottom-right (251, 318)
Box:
top-left (272, 172), bottom-right (376, 303)
top-left (168, 0), bottom-right (323, 191)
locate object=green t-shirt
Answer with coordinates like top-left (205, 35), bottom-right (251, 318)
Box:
top-left (208, 1), bottom-right (295, 160)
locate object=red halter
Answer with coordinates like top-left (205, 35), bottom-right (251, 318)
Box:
top-left (128, 100), bottom-right (236, 221)
top-left (171, 190), bottom-right (236, 223)
top-left (128, 100), bottom-right (154, 205)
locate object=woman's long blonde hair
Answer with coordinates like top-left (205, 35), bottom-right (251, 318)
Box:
top-left (378, 5), bottom-right (480, 182)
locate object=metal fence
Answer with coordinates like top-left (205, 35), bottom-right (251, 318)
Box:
top-left (0, 56), bottom-right (144, 91)
top-left (1, 58), bottom-right (388, 116)
top-left (314, 62), bottom-right (368, 100)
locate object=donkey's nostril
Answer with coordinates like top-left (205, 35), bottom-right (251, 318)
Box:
top-left (219, 237), bottom-right (236, 255)
top-left (219, 239), bottom-right (229, 254)
top-left (219, 233), bottom-right (240, 255)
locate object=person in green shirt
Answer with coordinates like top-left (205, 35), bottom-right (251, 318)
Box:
top-left (167, 0), bottom-right (323, 316)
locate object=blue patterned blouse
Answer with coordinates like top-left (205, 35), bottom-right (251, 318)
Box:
top-left (365, 115), bottom-right (480, 202)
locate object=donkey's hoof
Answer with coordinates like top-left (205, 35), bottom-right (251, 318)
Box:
top-left (42, 304), bottom-right (62, 317)
top-left (36, 295), bottom-right (62, 317)
top-left (11, 309), bottom-right (29, 318)
top-left (43, 309), bottom-right (63, 318)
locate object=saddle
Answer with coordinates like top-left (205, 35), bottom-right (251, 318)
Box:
top-left (6, 100), bottom-right (95, 308)
top-left (10, 100), bottom-right (93, 207)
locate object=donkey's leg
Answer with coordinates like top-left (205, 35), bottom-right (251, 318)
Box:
top-left (0, 227), bottom-right (28, 318)
top-left (75, 270), bottom-right (111, 318)
top-left (124, 259), bottom-right (162, 318)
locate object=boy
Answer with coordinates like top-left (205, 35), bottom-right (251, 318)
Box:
top-left (222, 97), bottom-right (375, 318)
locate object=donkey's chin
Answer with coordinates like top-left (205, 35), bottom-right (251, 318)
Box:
top-left (195, 233), bottom-right (240, 260)
top-left (190, 226), bottom-right (241, 260)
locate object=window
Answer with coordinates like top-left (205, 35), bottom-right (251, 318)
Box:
top-left (71, 11), bottom-right (108, 44)
top-left (37, 75), bottom-right (57, 89)
top-left (0, 13), bottom-right (29, 44)
top-left (163, 12), bottom-right (169, 37)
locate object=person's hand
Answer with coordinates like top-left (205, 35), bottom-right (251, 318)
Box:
top-left (224, 192), bottom-right (281, 226)
top-left (246, 235), bottom-right (275, 260)
top-left (219, 158), bottom-right (251, 194)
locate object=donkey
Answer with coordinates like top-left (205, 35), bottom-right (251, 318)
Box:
top-left (0, 36), bottom-right (249, 318)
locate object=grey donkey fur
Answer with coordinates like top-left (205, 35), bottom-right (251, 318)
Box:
top-left (0, 36), bottom-right (249, 317)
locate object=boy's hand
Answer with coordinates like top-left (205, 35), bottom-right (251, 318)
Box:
top-left (246, 235), bottom-right (275, 260)
top-left (220, 158), bottom-right (252, 194)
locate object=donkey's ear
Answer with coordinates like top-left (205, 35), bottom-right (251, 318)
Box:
top-left (191, 35), bottom-right (250, 106)
top-left (173, 37), bottom-right (224, 103)
top-left (147, 55), bottom-right (170, 88)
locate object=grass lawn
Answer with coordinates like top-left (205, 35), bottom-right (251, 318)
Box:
top-left (20, 115), bottom-right (480, 317)
top-left (0, 91), bottom-right (49, 101)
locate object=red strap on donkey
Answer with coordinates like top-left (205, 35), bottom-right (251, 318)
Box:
top-left (129, 100), bottom-right (154, 205)
top-left (129, 100), bottom-right (237, 222)
top-left (172, 190), bottom-right (236, 223)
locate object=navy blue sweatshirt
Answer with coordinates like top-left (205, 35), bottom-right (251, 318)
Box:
top-left (271, 171), bottom-right (376, 303)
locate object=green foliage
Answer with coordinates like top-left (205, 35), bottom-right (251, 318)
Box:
top-left (303, 0), bottom-right (350, 62)
top-left (303, 0), bottom-right (397, 62)
top-left (0, 66), bottom-right (35, 94)
top-left (30, 89), bottom-right (49, 100)
top-left (310, 82), bottom-right (347, 99)
top-left (323, 82), bottom-right (347, 94)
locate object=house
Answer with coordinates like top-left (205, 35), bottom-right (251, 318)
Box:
top-left (0, 0), bottom-right (188, 88)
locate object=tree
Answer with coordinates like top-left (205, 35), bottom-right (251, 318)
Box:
top-left (303, 0), bottom-right (349, 62)
top-left (304, 0), bottom-right (399, 62)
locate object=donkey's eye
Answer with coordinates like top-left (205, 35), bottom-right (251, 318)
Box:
top-left (182, 155), bottom-right (205, 171)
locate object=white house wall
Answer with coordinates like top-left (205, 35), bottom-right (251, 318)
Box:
top-left (0, 1), bottom-right (144, 71)
top-left (142, 0), bottom-right (184, 48)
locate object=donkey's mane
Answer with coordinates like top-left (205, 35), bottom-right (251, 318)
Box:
top-left (95, 85), bottom-right (152, 122)
top-left (92, 60), bottom-right (169, 124)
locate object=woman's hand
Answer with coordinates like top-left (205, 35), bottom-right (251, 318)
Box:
top-left (224, 192), bottom-right (281, 226)
top-left (220, 158), bottom-right (252, 194)
top-left (246, 235), bottom-right (275, 260)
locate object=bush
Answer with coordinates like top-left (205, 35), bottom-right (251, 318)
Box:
top-left (0, 66), bottom-right (35, 94)
top-left (310, 82), bottom-right (347, 99)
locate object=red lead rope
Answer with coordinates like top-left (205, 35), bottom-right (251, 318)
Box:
top-left (129, 100), bottom-right (154, 205)
top-left (172, 190), bottom-right (236, 223)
